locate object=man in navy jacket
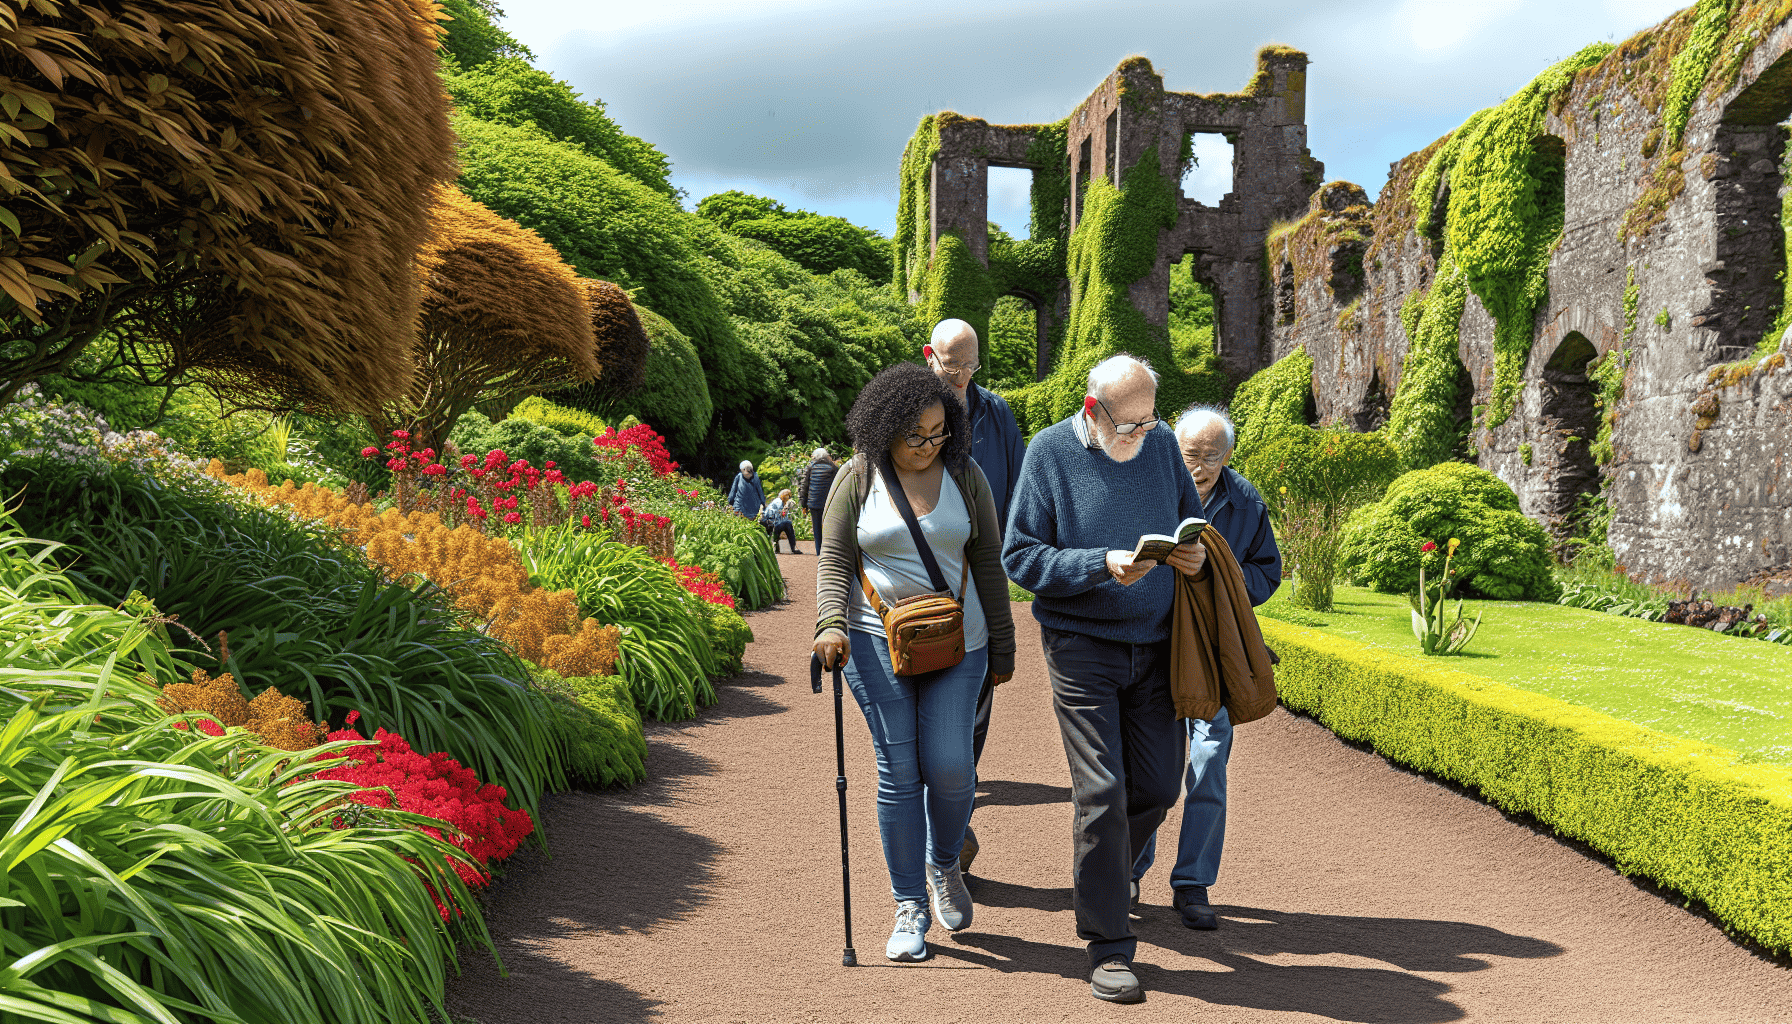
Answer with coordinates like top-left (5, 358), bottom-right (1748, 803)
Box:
top-left (1132, 404), bottom-right (1281, 931)
top-left (926, 319), bottom-right (1027, 875)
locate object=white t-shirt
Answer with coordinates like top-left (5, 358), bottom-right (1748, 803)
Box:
top-left (847, 467), bottom-right (988, 652)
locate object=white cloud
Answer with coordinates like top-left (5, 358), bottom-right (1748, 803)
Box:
top-left (1398, 0), bottom-right (1525, 53)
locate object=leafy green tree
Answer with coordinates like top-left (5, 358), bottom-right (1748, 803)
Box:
top-left (437, 0), bottom-right (533, 69)
top-left (452, 114), bottom-right (751, 412)
top-left (443, 58), bottom-right (674, 197)
top-left (697, 190), bottom-right (888, 279)
top-left (556, 306), bottom-right (713, 456)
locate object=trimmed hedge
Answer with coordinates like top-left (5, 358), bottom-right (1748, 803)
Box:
top-left (1263, 618), bottom-right (1792, 953)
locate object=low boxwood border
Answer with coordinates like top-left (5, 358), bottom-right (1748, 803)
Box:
top-left (1262, 619), bottom-right (1792, 953)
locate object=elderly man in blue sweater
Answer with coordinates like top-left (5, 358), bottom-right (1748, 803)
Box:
top-left (1002, 353), bottom-right (1206, 1005)
top-left (927, 318), bottom-right (1028, 874)
top-left (1132, 404), bottom-right (1282, 931)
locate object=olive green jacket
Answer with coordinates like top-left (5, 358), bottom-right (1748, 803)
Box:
top-left (814, 454), bottom-right (1016, 679)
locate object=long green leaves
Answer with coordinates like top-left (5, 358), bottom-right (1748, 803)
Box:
top-left (519, 527), bottom-right (718, 720)
top-left (4, 462), bottom-right (565, 814)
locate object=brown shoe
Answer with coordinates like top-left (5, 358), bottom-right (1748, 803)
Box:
top-left (958, 824), bottom-right (979, 874)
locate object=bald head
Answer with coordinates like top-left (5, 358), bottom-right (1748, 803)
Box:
top-left (927, 318), bottom-right (981, 402)
top-left (1084, 354), bottom-right (1159, 462)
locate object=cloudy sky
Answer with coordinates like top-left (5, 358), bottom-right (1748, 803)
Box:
top-left (496, 0), bottom-right (1689, 237)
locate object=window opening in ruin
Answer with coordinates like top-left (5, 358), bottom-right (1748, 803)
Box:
top-left (986, 165), bottom-right (1032, 240)
top-left (1104, 110), bottom-right (1119, 180)
top-left (1709, 62), bottom-right (1792, 362)
top-left (1075, 135), bottom-right (1093, 221)
top-left (1536, 332), bottom-right (1600, 534)
top-left (1180, 132), bottom-right (1235, 207)
top-left (1276, 258), bottom-right (1296, 326)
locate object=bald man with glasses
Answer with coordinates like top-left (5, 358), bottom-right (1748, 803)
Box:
top-left (925, 319), bottom-right (1027, 876)
top-left (1131, 403), bottom-right (1282, 931)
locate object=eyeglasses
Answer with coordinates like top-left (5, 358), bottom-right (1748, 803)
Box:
top-left (931, 355), bottom-right (980, 378)
top-left (902, 429), bottom-right (952, 449)
top-left (1184, 450), bottom-right (1228, 467)
top-left (1091, 397), bottom-right (1160, 435)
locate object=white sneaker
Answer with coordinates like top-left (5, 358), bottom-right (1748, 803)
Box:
top-left (926, 862), bottom-right (974, 932)
top-left (886, 899), bottom-right (930, 961)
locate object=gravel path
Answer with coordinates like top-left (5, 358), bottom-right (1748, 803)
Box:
top-left (447, 551), bottom-right (1792, 1023)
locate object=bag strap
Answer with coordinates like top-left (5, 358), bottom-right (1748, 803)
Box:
top-left (878, 458), bottom-right (951, 594)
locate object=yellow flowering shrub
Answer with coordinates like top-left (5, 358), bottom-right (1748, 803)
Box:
top-left (207, 462), bottom-right (620, 677)
top-left (158, 668), bottom-right (324, 751)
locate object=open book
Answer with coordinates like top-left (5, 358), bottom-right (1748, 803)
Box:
top-left (1130, 517), bottom-right (1207, 563)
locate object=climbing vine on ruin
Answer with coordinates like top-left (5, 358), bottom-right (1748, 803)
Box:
top-left (1664, 0), bottom-right (1733, 147)
top-left (1387, 255), bottom-right (1471, 471)
top-left (1412, 43), bottom-right (1612, 431)
top-left (1229, 345), bottom-right (1313, 463)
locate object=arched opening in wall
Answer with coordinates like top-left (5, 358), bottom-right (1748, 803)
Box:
top-left (1707, 55), bottom-right (1792, 360)
top-left (1536, 331), bottom-right (1600, 537)
top-left (986, 166), bottom-right (1032, 241)
top-left (987, 292), bottom-right (1043, 389)
top-left (1180, 132), bottom-right (1235, 207)
top-left (1353, 364), bottom-right (1390, 433)
top-left (1169, 254), bottom-right (1228, 405)
top-left (1074, 134), bottom-right (1093, 223)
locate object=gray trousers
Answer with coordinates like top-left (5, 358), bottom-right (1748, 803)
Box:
top-left (1041, 624), bottom-right (1184, 967)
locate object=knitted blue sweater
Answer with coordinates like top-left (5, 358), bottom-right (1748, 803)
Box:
top-left (1002, 414), bottom-right (1206, 644)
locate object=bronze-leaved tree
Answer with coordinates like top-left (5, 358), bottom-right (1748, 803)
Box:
top-left (0, 0), bottom-right (457, 411)
top-left (388, 187), bottom-right (611, 454)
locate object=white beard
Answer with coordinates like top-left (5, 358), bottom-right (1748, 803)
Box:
top-left (1094, 422), bottom-right (1147, 463)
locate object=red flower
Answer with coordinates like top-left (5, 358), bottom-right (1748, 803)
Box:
top-left (386, 457), bottom-right (407, 471)
top-left (360, 446), bottom-right (379, 458)
top-left (581, 514), bottom-right (592, 528)
top-left (1420, 541), bottom-right (1438, 553)
top-left (173, 718), bottom-right (225, 737)
top-left (460, 454), bottom-right (478, 469)
top-left (391, 430), bottom-right (411, 440)
top-left (502, 511), bottom-right (522, 524)
top-left (422, 463), bottom-right (447, 476)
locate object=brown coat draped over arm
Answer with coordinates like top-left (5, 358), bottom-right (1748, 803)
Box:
top-left (1171, 528), bottom-right (1278, 724)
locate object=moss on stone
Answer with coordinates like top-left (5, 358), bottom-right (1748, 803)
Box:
top-left (1664, 0), bottom-right (1733, 146)
top-left (1618, 149), bottom-right (1688, 245)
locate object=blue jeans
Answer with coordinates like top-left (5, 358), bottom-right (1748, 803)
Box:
top-left (843, 629), bottom-right (988, 904)
top-left (1132, 706), bottom-right (1233, 891)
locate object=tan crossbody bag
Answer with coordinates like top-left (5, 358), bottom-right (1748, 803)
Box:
top-left (857, 459), bottom-right (969, 677)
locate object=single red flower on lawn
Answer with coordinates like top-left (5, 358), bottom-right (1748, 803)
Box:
top-left (1420, 541), bottom-right (1437, 553)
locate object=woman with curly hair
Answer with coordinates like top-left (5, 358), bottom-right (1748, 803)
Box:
top-left (814, 361), bottom-right (1016, 962)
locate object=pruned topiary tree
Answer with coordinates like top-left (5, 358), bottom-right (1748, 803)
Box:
top-left (388, 187), bottom-right (600, 453)
top-left (0, 0), bottom-right (457, 411)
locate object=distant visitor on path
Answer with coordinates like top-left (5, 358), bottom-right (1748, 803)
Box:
top-left (799, 446), bottom-right (840, 555)
top-left (1131, 404), bottom-right (1283, 931)
top-left (925, 317), bottom-right (1028, 876)
top-left (812, 361), bottom-right (1016, 964)
top-left (728, 460), bottom-right (764, 520)
top-left (1001, 353), bottom-right (1207, 1004)
top-left (763, 488), bottom-right (800, 554)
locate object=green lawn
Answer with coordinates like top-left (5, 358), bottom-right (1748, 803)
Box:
top-left (1259, 585), bottom-right (1792, 765)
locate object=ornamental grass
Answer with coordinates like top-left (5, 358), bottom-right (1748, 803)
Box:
top-left (209, 462), bottom-right (623, 679)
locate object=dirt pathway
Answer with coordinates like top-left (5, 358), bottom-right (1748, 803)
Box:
top-left (447, 551), bottom-right (1792, 1023)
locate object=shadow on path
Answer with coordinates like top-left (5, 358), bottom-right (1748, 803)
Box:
top-left (930, 905), bottom-right (1560, 1022)
top-left (974, 779), bottom-right (1070, 807)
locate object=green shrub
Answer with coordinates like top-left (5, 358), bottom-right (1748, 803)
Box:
top-left (698, 190), bottom-right (890, 280)
top-left (511, 394), bottom-right (608, 438)
top-left (1264, 618), bottom-right (1792, 954)
top-left (555, 305), bottom-right (714, 457)
top-left (1229, 346), bottom-right (1313, 463)
top-left (1337, 462), bottom-right (1559, 601)
top-left (660, 503), bottom-right (786, 611)
top-left (1244, 427), bottom-right (1401, 611)
top-left (532, 668), bottom-right (648, 788)
top-left (693, 598), bottom-right (754, 674)
top-left (450, 412), bottom-right (608, 484)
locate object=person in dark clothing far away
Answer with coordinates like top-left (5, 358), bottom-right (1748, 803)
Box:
top-left (1001, 353), bottom-right (1207, 1005)
top-left (925, 317), bottom-right (1028, 877)
top-left (727, 460), bottom-right (765, 521)
top-left (798, 447), bottom-right (839, 555)
top-left (1131, 404), bottom-right (1282, 932)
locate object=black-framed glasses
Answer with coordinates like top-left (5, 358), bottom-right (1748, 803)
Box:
top-left (902, 428), bottom-right (952, 449)
top-left (1091, 397), bottom-right (1160, 435)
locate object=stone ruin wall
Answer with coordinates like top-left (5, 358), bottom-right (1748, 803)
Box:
top-left (1272, 12), bottom-right (1792, 590)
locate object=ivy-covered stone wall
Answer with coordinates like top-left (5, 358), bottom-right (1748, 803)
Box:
top-left (1269, 0), bottom-right (1792, 589)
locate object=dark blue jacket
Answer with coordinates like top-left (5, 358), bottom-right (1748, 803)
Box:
top-left (1204, 466), bottom-right (1282, 607)
top-left (967, 383), bottom-right (1027, 533)
top-left (800, 458), bottom-right (838, 511)
top-left (727, 472), bottom-right (765, 519)
top-left (1002, 414), bottom-right (1206, 644)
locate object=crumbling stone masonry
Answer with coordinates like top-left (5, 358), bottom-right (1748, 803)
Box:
top-left (1272, 1), bottom-right (1792, 589)
top-left (903, 49), bottom-right (1323, 384)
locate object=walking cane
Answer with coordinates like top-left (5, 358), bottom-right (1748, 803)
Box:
top-left (811, 651), bottom-right (858, 967)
